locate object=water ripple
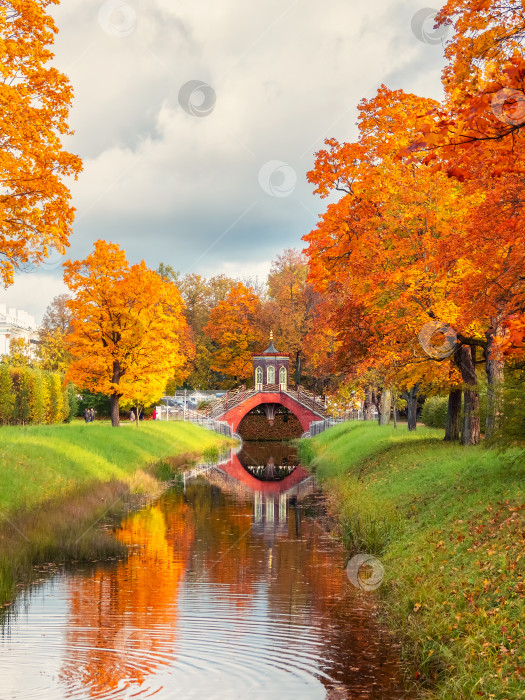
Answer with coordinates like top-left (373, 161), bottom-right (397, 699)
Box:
top-left (0, 478), bottom-right (411, 699)
top-left (0, 592), bottom-right (334, 698)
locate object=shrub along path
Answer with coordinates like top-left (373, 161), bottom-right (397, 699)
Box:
top-left (301, 422), bottom-right (524, 700)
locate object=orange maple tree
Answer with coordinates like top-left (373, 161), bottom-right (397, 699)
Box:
top-left (304, 87), bottom-right (475, 433)
top-left (304, 0), bottom-right (525, 443)
top-left (64, 241), bottom-right (188, 426)
top-left (158, 266), bottom-right (240, 389)
top-left (0, 0), bottom-right (82, 286)
top-left (400, 0), bottom-right (525, 435)
top-left (204, 281), bottom-right (264, 386)
top-left (266, 249), bottom-right (319, 386)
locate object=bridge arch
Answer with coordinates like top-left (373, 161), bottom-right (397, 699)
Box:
top-left (219, 391), bottom-right (323, 434)
top-left (237, 405), bottom-right (303, 440)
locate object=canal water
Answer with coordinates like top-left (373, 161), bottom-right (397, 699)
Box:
top-left (0, 442), bottom-right (411, 699)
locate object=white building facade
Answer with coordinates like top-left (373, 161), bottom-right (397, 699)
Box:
top-left (0, 305), bottom-right (38, 356)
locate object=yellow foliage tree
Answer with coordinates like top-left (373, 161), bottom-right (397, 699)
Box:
top-left (64, 241), bottom-right (188, 426)
top-left (47, 372), bottom-right (64, 423)
top-left (6, 337), bottom-right (32, 367)
top-left (37, 294), bottom-right (73, 372)
top-left (267, 249), bottom-right (319, 385)
top-left (28, 368), bottom-right (48, 424)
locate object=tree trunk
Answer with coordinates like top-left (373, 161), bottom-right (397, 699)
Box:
top-left (444, 389), bottom-right (462, 442)
top-left (456, 345), bottom-right (480, 446)
top-left (485, 329), bottom-right (505, 441)
top-left (110, 395), bottom-right (120, 427)
top-left (372, 385), bottom-right (380, 424)
top-left (407, 384), bottom-right (419, 431)
top-left (379, 388), bottom-right (392, 426)
top-left (363, 385), bottom-right (373, 421)
top-left (110, 360), bottom-right (121, 427)
top-left (393, 390), bottom-right (398, 429)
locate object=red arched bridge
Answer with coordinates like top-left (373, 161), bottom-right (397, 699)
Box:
top-left (206, 384), bottom-right (327, 436)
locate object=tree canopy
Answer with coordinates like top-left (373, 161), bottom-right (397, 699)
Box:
top-left (64, 241), bottom-right (188, 426)
top-left (0, 0), bottom-right (82, 286)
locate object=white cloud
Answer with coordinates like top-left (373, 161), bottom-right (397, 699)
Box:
top-left (198, 257), bottom-right (273, 286)
top-left (6, 0), bottom-right (448, 315)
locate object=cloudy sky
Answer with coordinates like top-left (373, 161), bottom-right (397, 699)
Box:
top-left (1, 0), bottom-right (449, 324)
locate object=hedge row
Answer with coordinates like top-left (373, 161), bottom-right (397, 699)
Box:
top-left (420, 396), bottom-right (449, 429)
top-left (0, 365), bottom-right (77, 425)
top-left (421, 393), bottom-right (488, 431)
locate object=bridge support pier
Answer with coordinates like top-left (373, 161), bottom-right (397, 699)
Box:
top-left (261, 403), bottom-right (278, 426)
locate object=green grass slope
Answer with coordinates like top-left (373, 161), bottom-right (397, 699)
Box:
top-left (0, 421), bottom-right (234, 513)
top-left (303, 422), bottom-right (524, 699)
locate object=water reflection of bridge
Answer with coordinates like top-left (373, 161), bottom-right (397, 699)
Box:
top-left (197, 461), bottom-right (316, 500)
top-left (194, 446), bottom-right (317, 541)
top-left (252, 491), bottom-right (295, 538)
top-left (198, 452), bottom-right (315, 495)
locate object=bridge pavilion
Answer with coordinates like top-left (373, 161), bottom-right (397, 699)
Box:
top-left (252, 331), bottom-right (290, 390)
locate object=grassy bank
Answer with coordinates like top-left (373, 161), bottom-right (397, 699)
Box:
top-left (301, 423), bottom-right (524, 699)
top-left (0, 420), bottom-right (234, 513)
top-left (0, 421), bottom-right (235, 608)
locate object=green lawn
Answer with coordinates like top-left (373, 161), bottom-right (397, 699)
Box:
top-left (0, 420), bottom-right (234, 513)
top-left (302, 422), bottom-right (524, 699)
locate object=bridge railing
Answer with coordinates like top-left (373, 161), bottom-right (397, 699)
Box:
top-left (204, 383), bottom-right (328, 420)
top-left (207, 385), bottom-right (258, 418)
top-left (186, 415), bottom-right (235, 437)
top-left (304, 411), bottom-right (365, 437)
top-left (283, 387), bottom-right (326, 417)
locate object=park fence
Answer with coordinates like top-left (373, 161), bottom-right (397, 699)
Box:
top-left (306, 409), bottom-right (366, 437)
top-left (308, 419), bottom-right (338, 437)
top-left (155, 404), bottom-right (236, 439)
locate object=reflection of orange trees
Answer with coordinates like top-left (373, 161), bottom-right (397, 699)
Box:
top-left (186, 483), bottom-right (257, 609)
top-left (60, 494), bottom-right (194, 698)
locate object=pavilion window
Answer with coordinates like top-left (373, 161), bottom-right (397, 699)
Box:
top-left (255, 366), bottom-right (263, 385)
top-left (267, 365), bottom-right (275, 384)
top-left (279, 366), bottom-right (287, 386)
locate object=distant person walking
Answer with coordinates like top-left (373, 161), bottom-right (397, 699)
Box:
top-left (130, 410), bottom-right (135, 422)
top-left (152, 408), bottom-right (157, 420)
top-left (90, 408), bottom-right (95, 422)
top-left (84, 408), bottom-right (90, 423)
